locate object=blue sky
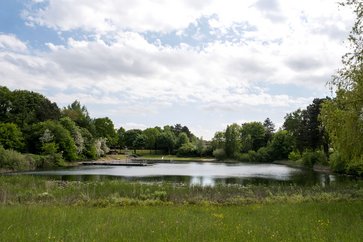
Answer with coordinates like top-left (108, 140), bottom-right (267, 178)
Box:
top-left (0, 0), bottom-right (355, 139)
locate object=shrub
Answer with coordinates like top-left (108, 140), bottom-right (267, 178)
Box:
top-left (177, 143), bottom-right (197, 157)
top-left (256, 147), bottom-right (272, 163)
top-left (0, 145), bottom-right (33, 170)
top-left (329, 151), bottom-right (346, 173)
top-left (213, 148), bottom-right (226, 160)
top-left (236, 148), bottom-right (272, 163)
top-left (247, 150), bottom-right (258, 162)
top-left (346, 156), bottom-right (363, 176)
top-left (237, 153), bottom-right (250, 163)
top-left (302, 150), bottom-right (327, 168)
top-left (288, 151), bottom-right (301, 161)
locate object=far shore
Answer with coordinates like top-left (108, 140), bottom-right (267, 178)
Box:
top-left (273, 160), bottom-right (332, 174)
top-left (79, 154), bottom-right (217, 165)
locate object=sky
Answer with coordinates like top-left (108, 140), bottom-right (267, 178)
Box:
top-left (0, 0), bottom-right (355, 140)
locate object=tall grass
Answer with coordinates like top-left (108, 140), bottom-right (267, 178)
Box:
top-left (0, 201), bottom-right (362, 241)
top-left (0, 175), bottom-right (362, 206)
top-left (0, 175), bottom-right (362, 241)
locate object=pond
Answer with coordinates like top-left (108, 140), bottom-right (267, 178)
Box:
top-left (17, 162), bottom-right (354, 187)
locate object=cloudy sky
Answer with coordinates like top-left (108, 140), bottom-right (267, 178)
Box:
top-left (0, 0), bottom-right (355, 139)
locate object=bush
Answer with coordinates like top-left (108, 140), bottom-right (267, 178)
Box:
top-left (346, 156), bottom-right (363, 176)
top-left (247, 150), bottom-right (258, 162)
top-left (288, 151), bottom-right (301, 161)
top-left (177, 143), bottom-right (197, 157)
top-left (237, 153), bottom-right (250, 163)
top-left (329, 151), bottom-right (346, 173)
top-left (213, 148), bottom-right (226, 160)
top-left (236, 148), bottom-right (272, 163)
top-left (302, 150), bottom-right (327, 168)
top-left (256, 147), bottom-right (272, 163)
top-left (0, 145), bottom-right (33, 170)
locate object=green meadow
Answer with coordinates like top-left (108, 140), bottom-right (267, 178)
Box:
top-left (0, 175), bottom-right (362, 241)
top-left (1, 202), bottom-right (362, 242)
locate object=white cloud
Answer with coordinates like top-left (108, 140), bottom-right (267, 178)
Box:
top-left (0, 31), bottom-right (340, 109)
top-left (24, 0), bottom-right (354, 37)
top-left (24, 0), bottom-right (213, 33)
top-left (3, 0), bottom-right (356, 138)
top-left (0, 34), bottom-right (27, 52)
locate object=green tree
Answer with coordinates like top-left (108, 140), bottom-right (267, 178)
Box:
top-left (171, 124), bottom-right (183, 136)
top-left (196, 137), bottom-right (206, 157)
top-left (94, 117), bottom-right (117, 147)
top-left (320, 0), bottom-right (363, 175)
top-left (263, 118), bottom-right (275, 144)
top-left (176, 132), bottom-right (190, 148)
top-left (116, 127), bottom-right (126, 149)
top-left (4, 89), bottom-right (60, 129)
top-left (0, 123), bottom-right (24, 151)
top-left (62, 100), bottom-right (95, 134)
top-left (224, 124), bottom-right (240, 158)
top-left (306, 98), bottom-right (330, 155)
top-left (157, 131), bottom-right (176, 155)
top-left (143, 127), bottom-right (161, 151)
top-left (133, 134), bottom-right (147, 152)
top-left (283, 109), bottom-right (309, 152)
top-left (60, 117), bottom-right (85, 155)
top-left (211, 131), bottom-right (225, 150)
top-left (80, 127), bottom-right (97, 159)
top-left (124, 129), bottom-right (142, 149)
top-left (28, 120), bottom-right (78, 161)
top-left (0, 86), bottom-right (11, 122)
top-left (240, 122), bottom-right (266, 152)
top-left (177, 143), bottom-right (196, 157)
top-left (268, 130), bottom-right (294, 161)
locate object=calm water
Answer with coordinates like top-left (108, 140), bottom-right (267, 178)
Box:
top-left (17, 162), bottom-right (353, 187)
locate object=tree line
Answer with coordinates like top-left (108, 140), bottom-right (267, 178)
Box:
top-left (211, 98), bottom-right (329, 166)
top-left (0, 86), bottom-right (354, 175)
top-left (0, 86), bottom-right (209, 169)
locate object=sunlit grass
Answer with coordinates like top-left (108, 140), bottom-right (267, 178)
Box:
top-left (0, 201), bottom-right (362, 241)
top-left (0, 175), bottom-right (362, 241)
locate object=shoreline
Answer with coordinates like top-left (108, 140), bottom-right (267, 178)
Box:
top-left (273, 160), bottom-right (333, 174)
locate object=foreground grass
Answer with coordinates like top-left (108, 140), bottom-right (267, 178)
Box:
top-left (0, 201), bottom-right (362, 241)
top-left (0, 175), bottom-right (362, 241)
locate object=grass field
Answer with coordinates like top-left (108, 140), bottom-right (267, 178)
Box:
top-left (0, 175), bottom-right (362, 241)
top-left (0, 202), bottom-right (362, 241)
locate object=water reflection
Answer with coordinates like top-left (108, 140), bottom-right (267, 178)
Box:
top-left (16, 162), bottom-right (356, 187)
top-left (190, 176), bottom-right (215, 187)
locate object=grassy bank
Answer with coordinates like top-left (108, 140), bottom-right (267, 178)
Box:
top-left (0, 201), bottom-right (362, 241)
top-left (1, 175), bottom-right (362, 206)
